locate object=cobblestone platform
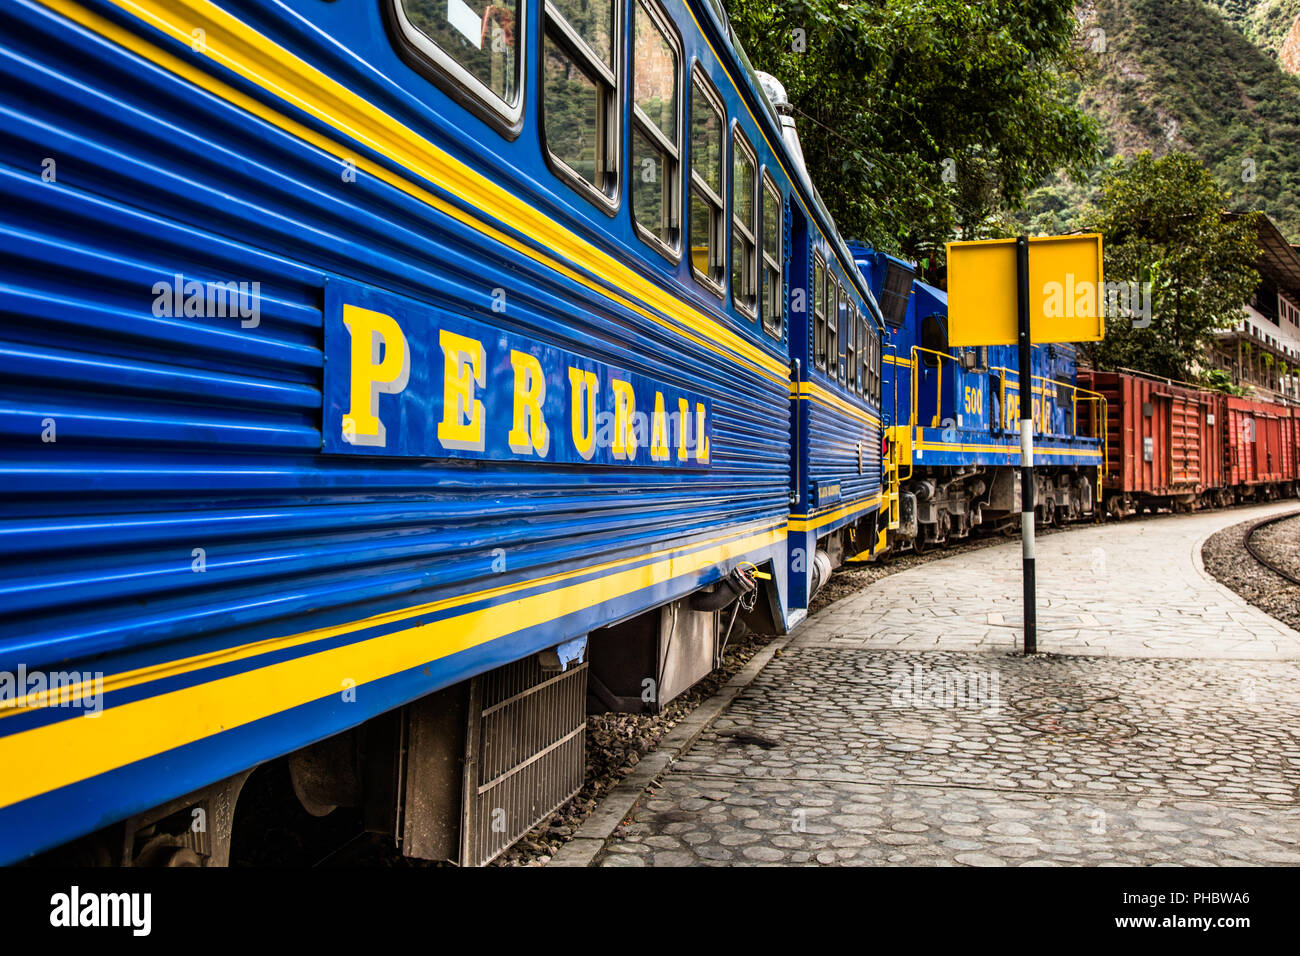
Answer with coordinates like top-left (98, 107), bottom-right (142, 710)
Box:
top-left (809, 501), bottom-right (1300, 658)
top-left (577, 503), bottom-right (1300, 867)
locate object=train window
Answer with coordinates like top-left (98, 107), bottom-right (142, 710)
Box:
top-left (868, 330), bottom-right (878, 403)
top-left (852, 308), bottom-right (863, 395)
top-left (391, 0), bottom-right (525, 127)
top-left (920, 313), bottom-right (947, 367)
top-left (630, 0), bottom-right (680, 258)
top-left (826, 278), bottom-right (839, 376)
top-left (688, 71), bottom-right (724, 291)
top-left (875, 335), bottom-right (882, 402)
top-left (812, 254), bottom-right (826, 370)
top-left (730, 130), bottom-right (758, 318)
top-left (870, 324), bottom-right (878, 400)
top-left (871, 331), bottom-right (881, 403)
top-left (760, 175), bottom-right (782, 339)
top-left (542, 0), bottom-right (619, 208)
top-left (836, 282), bottom-right (848, 384)
top-left (549, 0), bottom-right (613, 64)
top-left (845, 302), bottom-right (856, 392)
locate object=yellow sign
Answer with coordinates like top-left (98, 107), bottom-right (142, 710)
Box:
top-left (945, 234), bottom-right (1104, 346)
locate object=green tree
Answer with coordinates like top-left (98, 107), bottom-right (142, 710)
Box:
top-left (725, 0), bottom-right (1102, 260)
top-left (1079, 151), bottom-right (1260, 380)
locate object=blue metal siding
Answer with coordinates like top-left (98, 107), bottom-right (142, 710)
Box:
top-left (0, 0), bottom-right (825, 859)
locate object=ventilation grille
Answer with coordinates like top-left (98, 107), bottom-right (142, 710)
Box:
top-left (464, 657), bottom-right (587, 866)
top-left (880, 262), bottom-right (915, 327)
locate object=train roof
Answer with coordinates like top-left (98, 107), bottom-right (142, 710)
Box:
top-left (914, 281), bottom-right (947, 312)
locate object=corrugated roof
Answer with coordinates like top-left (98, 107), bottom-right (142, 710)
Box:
top-left (1226, 212), bottom-right (1300, 294)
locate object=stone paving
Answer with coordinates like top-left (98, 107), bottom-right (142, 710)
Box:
top-left (590, 502), bottom-right (1300, 866)
top-left (810, 501), bottom-right (1300, 658)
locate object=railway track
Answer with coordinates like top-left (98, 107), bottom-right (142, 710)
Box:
top-left (1243, 511), bottom-right (1300, 586)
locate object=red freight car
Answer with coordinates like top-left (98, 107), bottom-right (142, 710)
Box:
top-left (1079, 369), bottom-right (1227, 515)
top-left (1289, 407), bottom-right (1300, 484)
top-left (1224, 397), bottom-right (1298, 498)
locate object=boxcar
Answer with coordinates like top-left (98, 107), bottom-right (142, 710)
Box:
top-left (1080, 369), bottom-right (1299, 512)
top-left (1224, 396), bottom-right (1297, 495)
top-left (1079, 370), bottom-right (1227, 513)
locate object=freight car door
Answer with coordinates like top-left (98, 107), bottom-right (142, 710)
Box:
top-left (1260, 413), bottom-right (1282, 481)
top-left (1148, 392), bottom-right (1172, 494)
top-left (1169, 393), bottom-right (1200, 489)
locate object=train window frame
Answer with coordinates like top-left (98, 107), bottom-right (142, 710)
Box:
top-left (870, 329), bottom-right (881, 403)
top-left (630, 0), bottom-right (682, 261)
top-left (812, 253), bottom-right (827, 370)
top-left (845, 300), bottom-right (857, 393)
top-left (826, 277), bottom-right (839, 379)
top-left (729, 127), bottom-right (758, 320)
top-left (760, 173), bottom-right (782, 340)
top-left (880, 261), bottom-right (914, 328)
top-left (863, 317), bottom-right (873, 400)
top-left (387, 0), bottom-right (528, 135)
top-left (875, 333), bottom-right (882, 403)
top-left (687, 68), bottom-right (725, 295)
top-left (920, 313), bottom-right (947, 368)
top-left (865, 328), bottom-right (874, 401)
top-left (541, 0), bottom-right (621, 213)
top-left (836, 281), bottom-right (848, 385)
top-left (856, 306), bottom-right (867, 396)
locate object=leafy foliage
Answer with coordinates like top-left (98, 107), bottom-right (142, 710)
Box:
top-left (1198, 367), bottom-right (1251, 395)
top-left (1203, 0), bottom-right (1300, 59)
top-left (1078, 152), bottom-right (1261, 380)
top-left (723, 0), bottom-right (1101, 261)
top-left (1022, 0), bottom-right (1300, 242)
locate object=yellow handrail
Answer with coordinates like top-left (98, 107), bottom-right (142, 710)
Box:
top-left (987, 365), bottom-right (1110, 504)
top-left (909, 345), bottom-right (955, 429)
top-left (1071, 393), bottom-right (1108, 502)
top-left (991, 367), bottom-right (1103, 434)
top-left (908, 352), bottom-right (1109, 504)
top-left (884, 342), bottom-right (913, 484)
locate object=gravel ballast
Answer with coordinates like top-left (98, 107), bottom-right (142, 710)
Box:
top-left (1202, 512), bottom-right (1300, 633)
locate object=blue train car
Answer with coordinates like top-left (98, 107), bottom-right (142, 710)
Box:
top-left (0, 0), bottom-right (880, 864)
top-left (783, 182), bottom-right (886, 617)
top-left (853, 245), bottom-right (1104, 551)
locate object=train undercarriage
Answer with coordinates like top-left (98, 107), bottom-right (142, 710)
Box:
top-left (28, 572), bottom-right (779, 869)
top-left (1103, 480), bottom-right (1299, 518)
top-left (890, 466), bottom-right (1096, 553)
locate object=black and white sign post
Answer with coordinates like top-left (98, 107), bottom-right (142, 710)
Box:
top-left (945, 231), bottom-right (1103, 657)
top-left (1016, 236), bottom-right (1037, 655)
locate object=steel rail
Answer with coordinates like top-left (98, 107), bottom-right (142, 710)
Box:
top-left (1243, 510), bottom-right (1300, 587)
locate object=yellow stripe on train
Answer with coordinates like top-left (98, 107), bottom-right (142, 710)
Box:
top-left (39, 0), bottom-right (787, 387)
top-left (0, 521), bottom-right (784, 808)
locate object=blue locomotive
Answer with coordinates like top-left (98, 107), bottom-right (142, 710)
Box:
top-left (0, 0), bottom-right (885, 864)
top-left (852, 246), bottom-right (1105, 553)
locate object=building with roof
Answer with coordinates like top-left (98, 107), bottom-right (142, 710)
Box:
top-left (1209, 213), bottom-right (1300, 403)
